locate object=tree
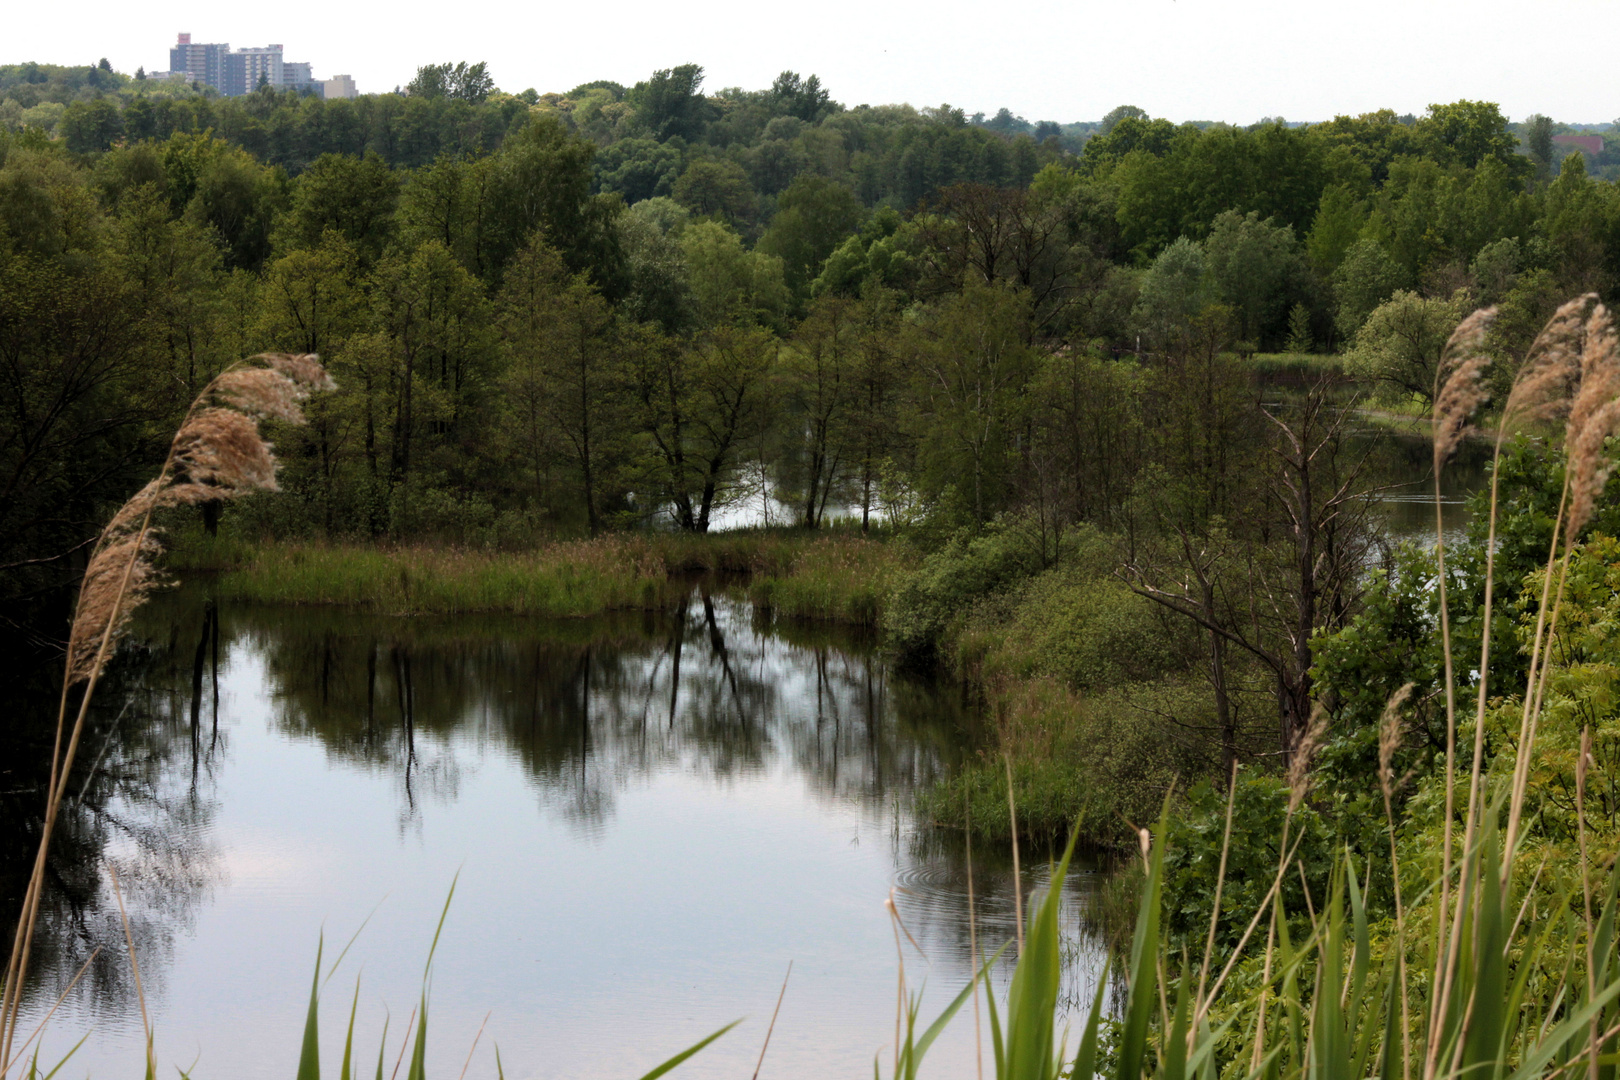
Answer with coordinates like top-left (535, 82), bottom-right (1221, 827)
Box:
top-left (499, 240), bottom-right (620, 533)
top-left (1133, 237), bottom-right (1211, 349)
top-left (277, 152), bottom-right (399, 265)
top-left (1305, 184), bottom-right (1367, 272)
top-left (909, 283), bottom-right (1038, 524)
top-left (58, 99), bottom-right (123, 153)
top-left (680, 221), bottom-right (789, 328)
top-left (1524, 113), bottom-right (1555, 179)
top-left (1343, 289), bottom-right (1470, 404)
top-left (407, 62), bottom-right (495, 104)
top-left (782, 296), bottom-right (859, 526)
top-left (1128, 384), bottom-right (1377, 764)
top-left (1331, 238), bottom-right (1406, 343)
top-left (629, 64), bottom-right (713, 141)
top-left (1099, 105), bottom-right (1150, 135)
top-left (1418, 99), bottom-right (1524, 172)
top-left (592, 138), bottom-right (682, 204)
top-left (920, 176), bottom-right (1116, 339)
top-left (621, 324), bottom-right (776, 531)
top-left (769, 72), bottom-right (833, 123)
top-left (757, 175), bottom-right (861, 294)
top-left (672, 159), bottom-right (755, 222)
top-left (1202, 209), bottom-right (1307, 348)
top-left (375, 240), bottom-right (494, 525)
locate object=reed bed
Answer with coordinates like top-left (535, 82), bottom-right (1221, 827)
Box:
top-left (166, 527), bottom-right (896, 621)
top-left (748, 533), bottom-right (900, 625)
top-left (203, 538), bottom-right (670, 616)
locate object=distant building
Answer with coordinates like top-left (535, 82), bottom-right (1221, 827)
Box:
top-left (323, 74), bottom-right (358, 99)
top-left (1552, 134), bottom-right (1605, 158)
top-left (169, 33), bottom-right (229, 90)
top-left (284, 61), bottom-right (317, 93)
top-left (226, 44), bottom-right (281, 95)
top-left (168, 33), bottom-right (324, 96)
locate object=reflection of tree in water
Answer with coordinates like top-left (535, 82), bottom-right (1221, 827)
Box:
top-left (0, 599), bottom-right (224, 1022)
top-left (245, 584), bottom-right (972, 829)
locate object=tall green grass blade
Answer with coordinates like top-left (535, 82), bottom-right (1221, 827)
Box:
top-left (338, 974), bottom-right (360, 1080)
top-left (633, 1020), bottom-right (741, 1080)
top-left (916, 950), bottom-right (1002, 1067)
top-left (1507, 979), bottom-right (1620, 1080)
top-left (405, 995), bottom-right (427, 1080)
top-left (986, 966), bottom-right (1005, 1077)
top-left (35, 1029), bottom-right (89, 1080)
top-left (1312, 867), bottom-right (1346, 1080)
top-left (297, 934), bottom-right (324, 1080)
top-left (1071, 957), bottom-right (1109, 1080)
top-left (1164, 956), bottom-right (1191, 1080)
top-left (1004, 829), bottom-right (1079, 1080)
top-left (1114, 804), bottom-right (1167, 1080)
top-left (1347, 853), bottom-right (1370, 1014)
top-left (1463, 820), bottom-right (1509, 1077)
top-left (424, 875), bottom-right (459, 978)
top-left (373, 1016), bottom-right (388, 1080)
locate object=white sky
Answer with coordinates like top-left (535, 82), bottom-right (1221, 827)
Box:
top-left (11, 0), bottom-right (1620, 126)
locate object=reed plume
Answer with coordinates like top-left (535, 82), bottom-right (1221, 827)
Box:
top-left (0, 353), bottom-right (332, 1075)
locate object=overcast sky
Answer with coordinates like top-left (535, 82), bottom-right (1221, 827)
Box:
top-left (11, 0), bottom-right (1618, 125)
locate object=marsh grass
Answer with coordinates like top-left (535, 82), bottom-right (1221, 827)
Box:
top-left (748, 533), bottom-right (899, 625)
top-left (201, 538), bottom-right (671, 616)
top-left (164, 526), bottom-right (895, 623)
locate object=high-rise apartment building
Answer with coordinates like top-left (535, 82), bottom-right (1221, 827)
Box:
top-left (169, 33), bottom-right (229, 90)
top-left (168, 34), bottom-right (326, 96)
top-left (225, 44), bottom-right (282, 95)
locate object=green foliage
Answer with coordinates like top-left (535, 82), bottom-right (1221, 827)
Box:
top-left (1331, 237), bottom-right (1406, 342)
top-left (1343, 288), bottom-right (1470, 403)
top-left (756, 174), bottom-right (862, 293)
top-left (406, 61), bottom-right (495, 104)
top-left (1160, 776), bottom-right (1336, 951)
top-left (884, 518), bottom-right (1046, 662)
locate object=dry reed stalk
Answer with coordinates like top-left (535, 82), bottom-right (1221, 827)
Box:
top-left (1005, 754), bottom-right (1024, 956)
top-left (0, 354), bottom-right (331, 1074)
top-left (965, 796), bottom-right (983, 1080)
top-left (750, 962), bottom-right (792, 1080)
top-left (456, 1011), bottom-right (491, 1080)
top-left (1507, 301), bottom-right (1620, 863)
top-left (1578, 727), bottom-right (1598, 1080)
top-left (1378, 684), bottom-right (1416, 1080)
top-left (1245, 711), bottom-right (1322, 1076)
top-left (1424, 299), bottom-right (1603, 1080)
top-left (1426, 310), bottom-right (1492, 1069)
top-left (108, 865), bottom-right (152, 1079)
top-left (1190, 761), bottom-right (1238, 1042)
top-left (1418, 297), bottom-right (1617, 1080)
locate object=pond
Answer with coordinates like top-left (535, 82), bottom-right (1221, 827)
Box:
top-left (8, 585), bottom-right (1106, 1080)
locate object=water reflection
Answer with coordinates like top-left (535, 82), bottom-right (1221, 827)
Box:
top-left (243, 585), bottom-right (964, 829)
top-left (0, 605), bottom-right (224, 1022)
top-left (1353, 426), bottom-right (1491, 541)
top-left (9, 582), bottom-right (1097, 1079)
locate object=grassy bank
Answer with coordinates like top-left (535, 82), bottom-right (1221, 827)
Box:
top-left (748, 534), bottom-right (901, 624)
top-left (164, 526), bottom-right (897, 622)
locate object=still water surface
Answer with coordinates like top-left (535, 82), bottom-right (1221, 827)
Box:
top-left (19, 587), bottom-right (1104, 1079)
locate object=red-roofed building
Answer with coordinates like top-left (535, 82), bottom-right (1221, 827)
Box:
top-left (1552, 134), bottom-right (1604, 157)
